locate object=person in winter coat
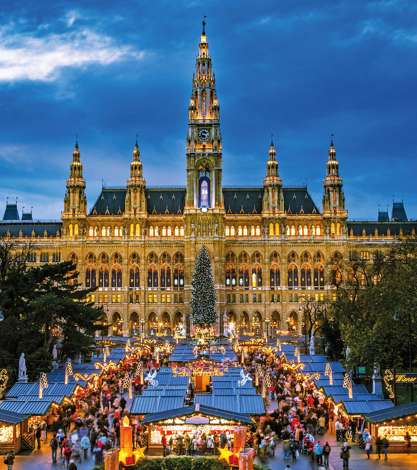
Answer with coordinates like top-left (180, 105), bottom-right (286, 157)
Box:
top-left (80, 434), bottom-right (90, 460)
top-left (340, 442), bottom-right (351, 469)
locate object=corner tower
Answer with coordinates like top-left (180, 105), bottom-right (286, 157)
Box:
top-left (322, 136), bottom-right (347, 236)
top-left (185, 20), bottom-right (223, 212)
top-left (262, 140), bottom-right (284, 216)
top-left (62, 141), bottom-right (87, 237)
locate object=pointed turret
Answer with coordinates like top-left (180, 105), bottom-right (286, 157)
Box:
top-left (262, 139), bottom-right (284, 216)
top-left (125, 139), bottom-right (146, 219)
top-left (62, 140), bottom-right (87, 236)
top-left (322, 136), bottom-right (347, 235)
top-left (185, 20), bottom-right (223, 211)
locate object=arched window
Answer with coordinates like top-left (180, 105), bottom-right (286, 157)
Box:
top-left (174, 226), bottom-right (179, 236)
top-left (135, 224), bottom-right (140, 237)
top-left (99, 268), bottom-right (109, 287)
top-left (270, 267), bottom-right (280, 289)
top-left (85, 268), bottom-right (97, 288)
top-left (129, 267), bottom-right (140, 288)
top-left (291, 225), bottom-right (296, 236)
top-left (89, 227), bottom-right (94, 237)
top-left (69, 224), bottom-right (73, 237)
top-left (101, 226), bottom-right (106, 237)
top-left (269, 223), bottom-right (274, 236)
top-left (149, 226), bottom-right (154, 237)
top-left (173, 252), bottom-right (184, 289)
top-left (288, 265), bottom-right (299, 289)
top-left (111, 268), bottom-right (122, 288)
top-left (130, 312), bottom-right (139, 336)
top-left (256, 225), bottom-right (261, 236)
top-left (180, 226), bottom-right (184, 236)
top-left (288, 311), bottom-right (298, 333)
top-left (313, 266), bottom-right (325, 289)
top-left (199, 167), bottom-right (210, 208)
top-left (225, 226), bottom-right (230, 236)
top-left (238, 226), bottom-right (242, 236)
top-left (112, 312), bottom-right (123, 336)
top-left (271, 311), bottom-right (280, 333)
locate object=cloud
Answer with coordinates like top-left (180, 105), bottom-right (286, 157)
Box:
top-left (0, 24), bottom-right (146, 82)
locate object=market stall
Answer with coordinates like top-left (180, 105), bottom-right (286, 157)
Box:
top-left (366, 402), bottom-right (417, 451)
top-left (0, 410), bottom-right (27, 454)
top-left (141, 404), bottom-right (253, 448)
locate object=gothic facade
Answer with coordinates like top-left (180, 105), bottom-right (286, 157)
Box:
top-left (1, 27), bottom-right (416, 338)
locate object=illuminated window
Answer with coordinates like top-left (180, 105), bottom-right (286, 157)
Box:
top-left (291, 225), bottom-right (296, 236)
top-left (149, 226), bottom-right (154, 237)
top-left (162, 226), bottom-right (167, 237)
top-left (225, 226), bottom-right (230, 236)
top-left (303, 225), bottom-right (308, 236)
top-left (167, 226), bottom-right (172, 236)
top-left (155, 226), bottom-right (159, 236)
top-left (174, 226), bottom-right (179, 236)
top-left (243, 225), bottom-right (248, 236)
top-left (298, 225), bottom-right (303, 236)
top-left (69, 224), bottom-right (73, 237)
top-left (135, 224), bottom-right (140, 237)
top-left (74, 224), bottom-right (79, 236)
top-left (251, 225), bottom-right (255, 236)
top-left (275, 223), bottom-right (280, 236)
top-left (231, 226), bottom-right (235, 236)
top-left (316, 226), bottom-right (321, 236)
top-left (238, 226), bottom-right (242, 236)
top-left (180, 226), bottom-right (184, 236)
top-left (114, 226), bottom-right (119, 237)
top-left (256, 225), bottom-right (261, 236)
top-left (269, 223), bottom-right (274, 236)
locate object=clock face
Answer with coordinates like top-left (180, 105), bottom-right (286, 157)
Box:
top-left (198, 128), bottom-right (210, 142)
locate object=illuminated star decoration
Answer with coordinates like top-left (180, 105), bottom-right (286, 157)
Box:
top-left (134, 447), bottom-right (146, 460)
top-left (218, 446), bottom-right (234, 462)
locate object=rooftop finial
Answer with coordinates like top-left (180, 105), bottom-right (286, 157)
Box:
top-left (270, 132), bottom-right (275, 146)
top-left (75, 133), bottom-right (79, 149)
top-left (135, 133), bottom-right (139, 147)
top-left (330, 133), bottom-right (334, 146)
top-left (202, 16), bottom-right (207, 35)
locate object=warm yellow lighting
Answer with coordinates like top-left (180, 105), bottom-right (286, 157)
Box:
top-left (122, 415), bottom-right (130, 427)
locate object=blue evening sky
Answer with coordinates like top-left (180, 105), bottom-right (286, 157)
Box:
top-left (0, 0), bottom-right (416, 220)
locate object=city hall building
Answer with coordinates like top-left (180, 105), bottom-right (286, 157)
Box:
top-left (1, 27), bottom-right (416, 338)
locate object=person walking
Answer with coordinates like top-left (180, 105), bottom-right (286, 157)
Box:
top-left (314, 440), bottom-right (323, 466)
top-left (50, 433), bottom-right (58, 464)
top-left (3, 452), bottom-right (14, 470)
top-left (382, 436), bottom-right (389, 460)
top-left (340, 442), bottom-right (351, 469)
top-left (376, 435), bottom-right (383, 459)
top-left (323, 441), bottom-right (331, 467)
top-left (35, 425), bottom-right (42, 450)
top-left (404, 432), bottom-right (411, 454)
top-left (365, 439), bottom-right (372, 459)
top-left (80, 434), bottom-right (90, 461)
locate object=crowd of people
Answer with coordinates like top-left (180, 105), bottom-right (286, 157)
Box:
top-left (243, 347), bottom-right (355, 468)
top-left (25, 343), bottom-right (168, 469)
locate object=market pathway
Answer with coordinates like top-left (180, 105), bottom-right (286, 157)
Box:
top-left (262, 437), bottom-right (417, 470)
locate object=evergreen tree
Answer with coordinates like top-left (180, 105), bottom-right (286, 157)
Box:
top-left (0, 240), bottom-right (105, 380)
top-left (191, 246), bottom-right (217, 327)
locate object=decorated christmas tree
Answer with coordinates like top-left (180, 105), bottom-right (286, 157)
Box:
top-left (191, 246), bottom-right (217, 328)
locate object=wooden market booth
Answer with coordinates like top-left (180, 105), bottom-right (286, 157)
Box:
top-left (140, 404), bottom-right (253, 448)
top-left (0, 410), bottom-right (28, 454)
top-left (366, 401), bottom-right (417, 451)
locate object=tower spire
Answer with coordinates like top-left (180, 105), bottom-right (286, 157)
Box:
top-left (263, 139), bottom-right (283, 216)
top-left (322, 136), bottom-right (347, 229)
top-left (62, 140), bottom-right (87, 228)
top-left (185, 23), bottom-right (223, 211)
top-left (125, 138), bottom-right (146, 218)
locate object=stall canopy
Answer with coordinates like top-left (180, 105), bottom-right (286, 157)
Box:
top-left (6, 382), bottom-right (80, 400)
top-left (0, 409), bottom-right (27, 424)
top-left (195, 394), bottom-right (265, 416)
top-left (169, 344), bottom-right (237, 362)
top-left (0, 400), bottom-right (55, 416)
top-left (142, 404), bottom-right (253, 425)
top-left (131, 396), bottom-right (185, 414)
top-left (366, 401), bottom-right (417, 423)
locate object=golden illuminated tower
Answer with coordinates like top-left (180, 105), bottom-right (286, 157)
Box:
top-left (185, 20), bottom-right (223, 212)
top-left (322, 136), bottom-right (347, 236)
top-left (125, 140), bottom-right (146, 217)
top-left (262, 140), bottom-right (284, 216)
top-left (62, 141), bottom-right (87, 236)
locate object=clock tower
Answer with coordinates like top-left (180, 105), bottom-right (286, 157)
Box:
top-left (185, 20), bottom-right (223, 212)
